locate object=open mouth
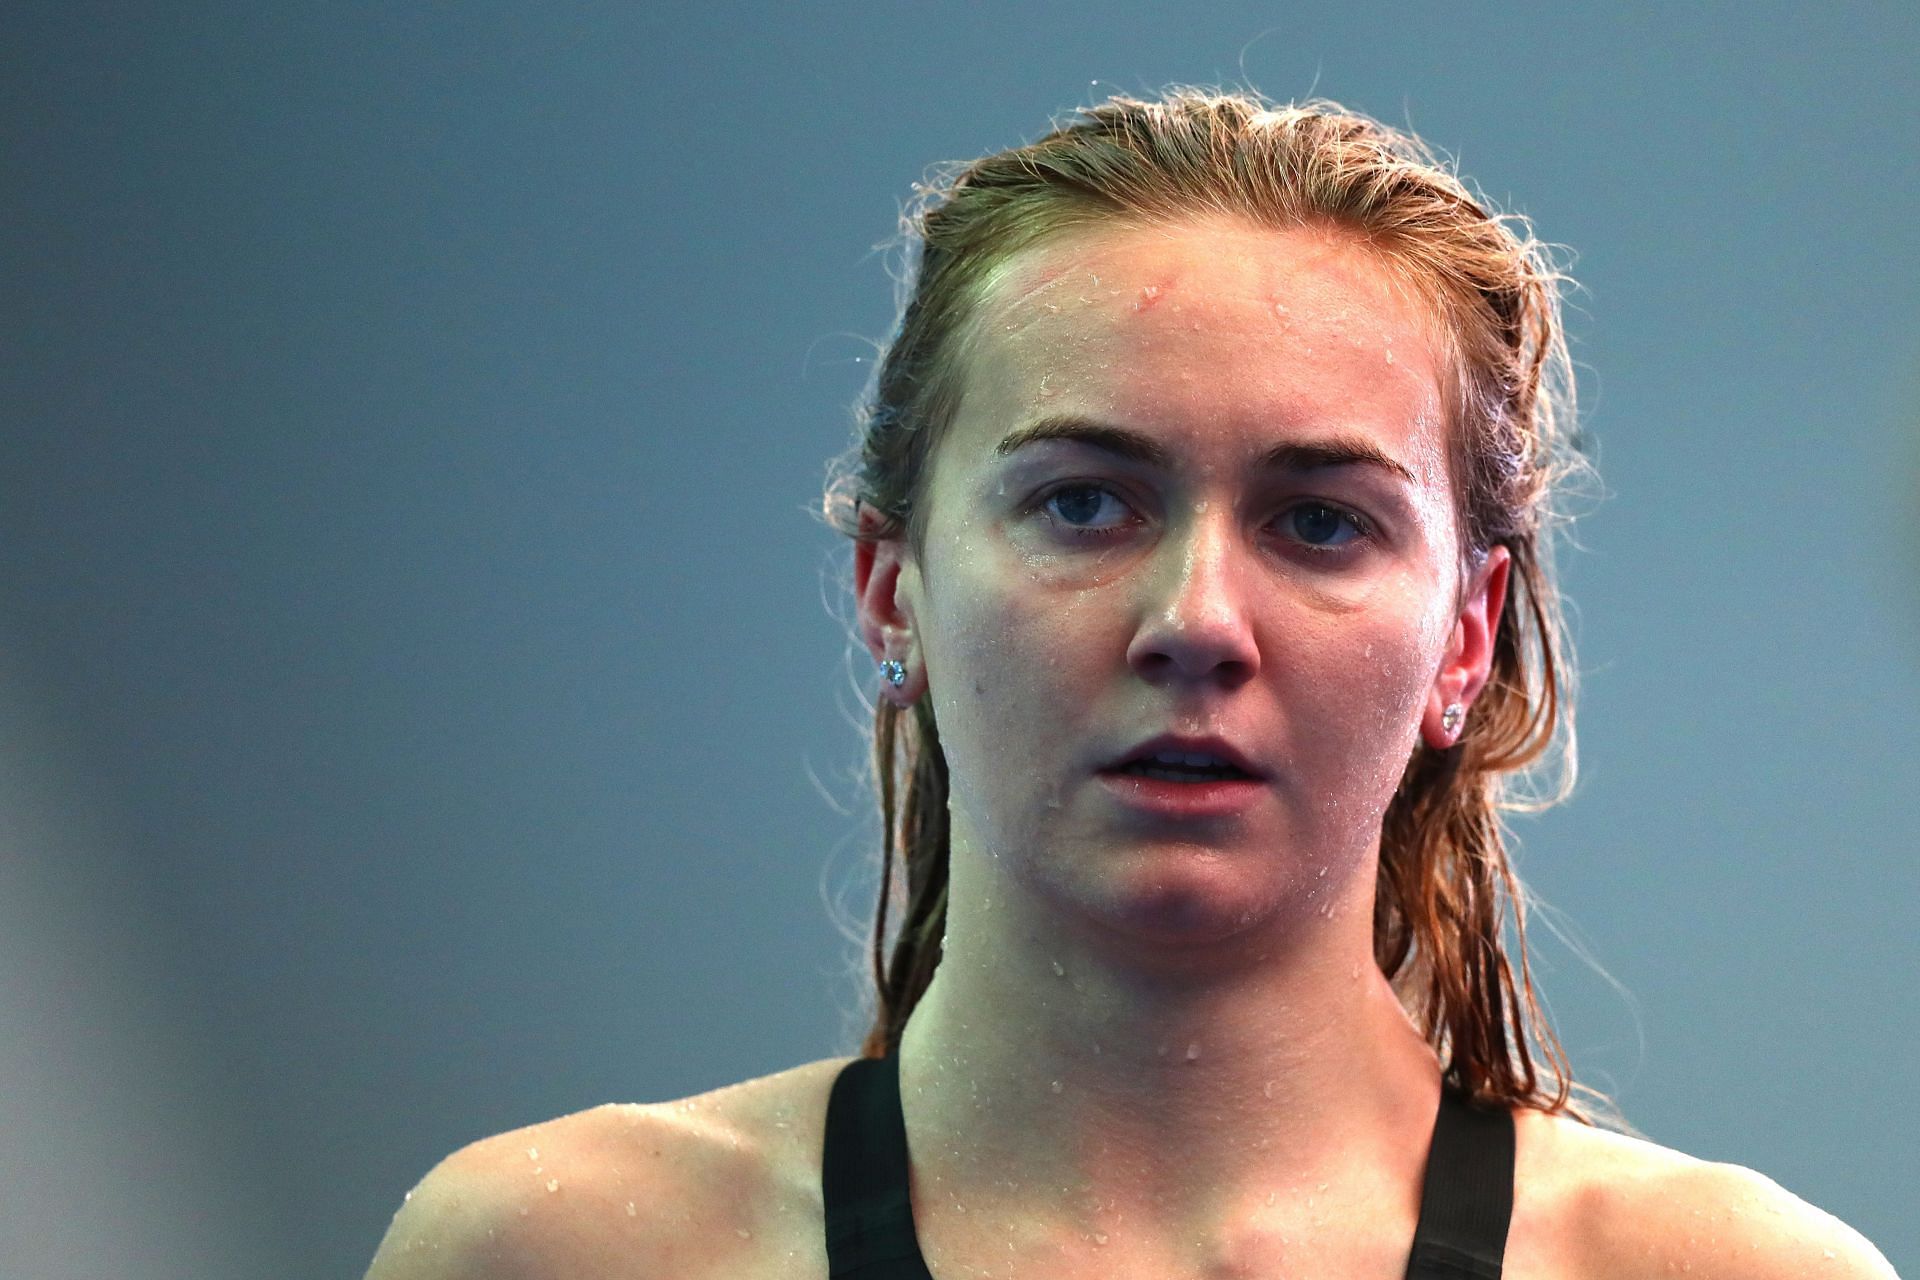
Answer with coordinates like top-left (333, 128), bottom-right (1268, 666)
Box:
top-left (1108, 756), bottom-right (1256, 783)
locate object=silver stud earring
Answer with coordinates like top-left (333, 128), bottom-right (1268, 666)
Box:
top-left (879, 659), bottom-right (907, 688)
top-left (1441, 702), bottom-right (1465, 735)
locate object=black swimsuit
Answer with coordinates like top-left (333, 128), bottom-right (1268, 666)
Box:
top-left (822, 1052), bottom-right (1515, 1279)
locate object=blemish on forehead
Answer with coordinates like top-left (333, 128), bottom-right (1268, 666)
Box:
top-left (1132, 283), bottom-right (1164, 312)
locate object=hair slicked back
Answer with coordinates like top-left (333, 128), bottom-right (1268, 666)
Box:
top-left (824, 87), bottom-right (1613, 1125)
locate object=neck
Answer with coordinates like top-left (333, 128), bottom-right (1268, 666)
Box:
top-left (895, 833), bottom-right (1443, 1267)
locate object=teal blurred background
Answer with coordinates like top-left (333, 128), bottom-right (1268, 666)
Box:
top-left (4, 3), bottom-right (1915, 1275)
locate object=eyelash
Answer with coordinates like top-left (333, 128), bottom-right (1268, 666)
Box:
top-left (1030, 482), bottom-right (1376, 555)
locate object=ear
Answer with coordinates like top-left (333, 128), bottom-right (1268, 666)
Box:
top-left (852, 504), bottom-right (927, 707)
top-left (1423, 544), bottom-right (1511, 750)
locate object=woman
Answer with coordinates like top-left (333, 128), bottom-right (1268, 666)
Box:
top-left (367, 89), bottom-right (1897, 1279)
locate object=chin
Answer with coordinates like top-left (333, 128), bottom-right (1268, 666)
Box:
top-left (1079, 860), bottom-right (1287, 958)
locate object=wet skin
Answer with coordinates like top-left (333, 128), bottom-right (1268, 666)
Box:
top-left (863, 215), bottom-right (1505, 961)
top-left (853, 215), bottom-right (1510, 1273)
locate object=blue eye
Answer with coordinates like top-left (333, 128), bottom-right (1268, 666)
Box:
top-left (1042, 484), bottom-right (1131, 531)
top-left (1286, 503), bottom-right (1367, 550)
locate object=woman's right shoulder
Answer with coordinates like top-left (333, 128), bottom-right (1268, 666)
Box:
top-left (362, 1055), bottom-right (859, 1280)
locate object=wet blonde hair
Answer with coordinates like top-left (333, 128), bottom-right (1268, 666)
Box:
top-left (825, 87), bottom-right (1615, 1123)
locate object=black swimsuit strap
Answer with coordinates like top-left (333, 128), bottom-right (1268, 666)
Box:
top-left (822, 1052), bottom-right (935, 1279)
top-left (822, 1051), bottom-right (1514, 1279)
top-left (1405, 1082), bottom-right (1517, 1278)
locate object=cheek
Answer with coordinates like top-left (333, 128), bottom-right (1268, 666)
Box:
top-left (1282, 613), bottom-right (1434, 796)
top-left (921, 551), bottom-right (1122, 806)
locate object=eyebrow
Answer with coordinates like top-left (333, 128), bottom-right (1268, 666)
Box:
top-left (993, 413), bottom-right (1417, 485)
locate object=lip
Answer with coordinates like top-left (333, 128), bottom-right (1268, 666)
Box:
top-left (1094, 770), bottom-right (1267, 818)
top-left (1094, 733), bottom-right (1271, 819)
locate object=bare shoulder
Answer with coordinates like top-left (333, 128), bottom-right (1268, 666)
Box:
top-left (1511, 1109), bottom-right (1899, 1280)
top-left (363, 1056), bottom-right (857, 1280)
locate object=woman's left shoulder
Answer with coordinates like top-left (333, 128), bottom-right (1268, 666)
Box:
top-left (1510, 1108), bottom-right (1899, 1280)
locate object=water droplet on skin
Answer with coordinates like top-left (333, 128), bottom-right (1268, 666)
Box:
top-left (518, 1207), bottom-right (529, 1218)
top-left (403, 1190), bottom-right (414, 1202)
top-left (1186, 1041), bottom-right (1202, 1061)
top-left (1266, 1190), bottom-right (1276, 1206)
top-left (1263, 1080), bottom-right (1274, 1099)
top-left (1350, 964), bottom-right (1362, 979)
top-left (546, 1179), bottom-right (560, 1192)
top-left (1092, 1041), bottom-right (1102, 1055)
top-left (1050, 959), bottom-right (1065, 977)
top-left (737, 1228), bottom-right (753, 1239)
top-left (1386, 348), bottom-right (1395, 364)
top-left (1051, 1079), bottom-right (1064, 1093)
top-left (626, 1202), bottom-right (637, 1217)
top-left (1093, 1231), bottom-right (1109, 1245)
top-left (527, 1147), bottom-right (539, 1160)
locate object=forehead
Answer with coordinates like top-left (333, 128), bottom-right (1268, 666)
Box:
top-left (949, 217), bottom-right (1451, 479)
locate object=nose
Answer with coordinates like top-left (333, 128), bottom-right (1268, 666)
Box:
top-left (1124, 511), bottom-right (1262, 688)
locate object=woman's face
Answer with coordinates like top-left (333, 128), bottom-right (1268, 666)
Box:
top-left (860, 216), bottom-right (1507, 947)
